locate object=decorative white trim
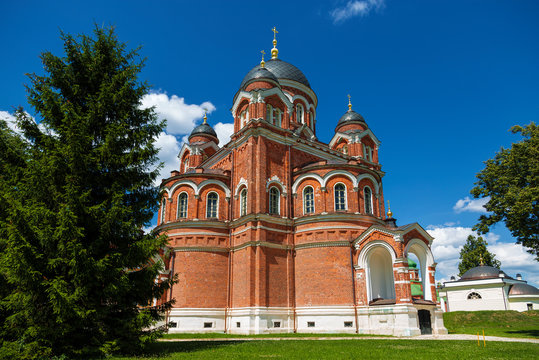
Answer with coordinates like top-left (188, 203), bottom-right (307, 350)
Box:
top-left (198, 179), bottom-right (231, 198)
top-left (235, 177), bottom-right (248, 196)
top-left (357, 174), bottom-right (380, 194)
top-left (292, 174), bottom-right (324, 194)
top-left (266, 175), bottom-right (287, 195)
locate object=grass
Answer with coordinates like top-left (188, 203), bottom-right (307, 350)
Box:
top-left (106, 340), bottom-right (539, 359)
top-left (161, 332), bottom-right (385, 339)
top-left (444, 310), bottom-right (539, 339)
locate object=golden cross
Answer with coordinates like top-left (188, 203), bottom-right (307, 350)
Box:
top-left (347, 94), bottom-right (352, 110)
top-left (272, 27), bottom-right (278, 40)
top-left (261, 50), bottom-right (265, 61)
top-left (347, 94), bottom-right (351, 103)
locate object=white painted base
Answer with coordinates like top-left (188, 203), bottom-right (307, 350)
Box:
top-left (167, 305), bottom-right (448, 336)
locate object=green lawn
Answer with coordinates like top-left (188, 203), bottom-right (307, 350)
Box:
top-left (444, 310), bottom-right (539, 339)
top-left (107, 340), bottom-right (538, 360)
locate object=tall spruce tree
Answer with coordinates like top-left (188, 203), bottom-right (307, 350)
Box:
top-left (0, 27), bottom-right (173, 359)
top-left (458, 235), bottom-right (501, 276)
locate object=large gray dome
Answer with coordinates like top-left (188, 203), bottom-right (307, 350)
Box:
top-left (460, 265), bottom-right (510, 281)
top-left (337, 109), bottom-right (366, 126)
top-left (240, 59), bottom-right (310, 89)
top-left (189, 123), bottom-right (217, 141)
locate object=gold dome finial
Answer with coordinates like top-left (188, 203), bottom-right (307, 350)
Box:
top-left (203, 111), bottom-right (208, 124)
top-left (271, 27), bottom-right (279, 59)
top-left (260, 50), bottom-right (266, 68)
top-left (479, 254), bottom-right (484, 266)
top-left (387, 200), bottom-right (393, 218)
top-left (347, 94), bottom-right (352, 111)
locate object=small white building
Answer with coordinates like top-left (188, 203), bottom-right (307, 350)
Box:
top-left (439, 265), bottom-right (539, 312)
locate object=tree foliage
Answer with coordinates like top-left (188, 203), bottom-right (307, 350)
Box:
top-left (471, 122), bottom-right (539, 260)
top-left (0, 27), bottom-right (173, 359)
top-left (458, 235), bottom-right (501, 276)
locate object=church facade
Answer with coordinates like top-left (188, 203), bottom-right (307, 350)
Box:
top-left (155, 33), bottom-right (447, 336)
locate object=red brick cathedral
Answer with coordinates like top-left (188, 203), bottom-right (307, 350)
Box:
top-left (156, 32), bottom-right (446, 336)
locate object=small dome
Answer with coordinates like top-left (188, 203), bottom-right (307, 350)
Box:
top-left (460, 265), bottom-right (509, 281)
top-left (189, 122), bottom-right (217, 142)
top-left (509, 283), bottom-right (539, 296)
top-left (337, 109), bottom-right (366, 126)
top-left (240, 58), bottom-right (310, 89)
top-left (407, 258), bottom-right (417, 269)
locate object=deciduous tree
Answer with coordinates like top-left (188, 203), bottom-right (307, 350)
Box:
top-left (471, 122), bottom-right (539, 260)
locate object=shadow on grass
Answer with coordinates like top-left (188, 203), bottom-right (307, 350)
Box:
top-left (142, 341), bottom-right (245, 356)
top-left (505, 329), bottom-right (539, 338)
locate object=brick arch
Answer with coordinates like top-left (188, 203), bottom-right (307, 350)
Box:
top-left (292, 173), bottom-right (323, 195)
top-left (197, 179), bottom-right (231, 198)
top-left (167, 180), bottom-right (197, 199)
top-left (323, 170), bottom-right (358, 188)
top-left (404, 238), bottom-right (435, 301)
top-left (358, 240), bottom-right (397, 302)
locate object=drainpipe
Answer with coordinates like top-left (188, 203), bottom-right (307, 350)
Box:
top-left (350, 245), bottom-right (359, 334)
top-left (225, 149), bottom-right (236, 333)
top-left (165, 250), bottom-right (176, 329)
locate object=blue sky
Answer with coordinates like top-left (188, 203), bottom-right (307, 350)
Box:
top-left (1, 0), bottom-right (538, 286)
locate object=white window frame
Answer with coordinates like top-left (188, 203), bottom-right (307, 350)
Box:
top-left (266, 104), bottom-right (273, 123)
top-left (269, 186), bottom-right (280, 215)
top-left (296, 104), bottom-right (304, 124)
top-left (177, 192), bottom-right (188, 219)
top-left (206, 192), bottom-right (219, 219)
top-left (240, 188), bottom-right (247, 216)
top-left (364, 186), bottom-right (373, 215)
top-left (160, 198), bottom-right (167, 224)
top-left (334, 183), bottom-right (347, 211)
top-left (303, 186), bottom-right (315, 215)
top-left (275, 108), bottom-right (281, 127)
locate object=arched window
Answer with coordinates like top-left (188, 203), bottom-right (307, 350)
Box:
top-left (296, 104), bottom-right (304, 124)
top-left (364, 187), bottom-right (373, 215)
top-left (241, 110), bottom-right (249, 127)
top-left (177, 193), bottom-right (188, 219)
top-left (467, 292), bottom-right (482, 300)
top-left (303, 186), bottom-right (314, 214)
top-left (183, 158), bottom-right (189, 173)
top-left (309, 111), bottom-right (315, 129)
top-left (269, 187), bottom-right (280, 215)
top-left (334, 183), bottom-right (347, 211)
top-left (266, 105), bottom-right (273, 123)
top-left (240, 188), bottom-right (247, 216)
top-left (160, 198), bottom-right (167, 224)
top-left (275, 109), bottom-right (281, 127)
top-left (206, 192), bottom-right (219, 218)
top-left (363, 144), bottom-right (373, 162)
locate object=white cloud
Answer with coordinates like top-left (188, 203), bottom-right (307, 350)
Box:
top-left (489, 243), bottom-right (539, 286)
top-left (154, 132), bottom-right (181, 185)
top-left (427, 225), bottom-right (539, 287)
top-left (453, 196), bottom-right (489, 213)
top-left (141, 92), bottom-right (215, 135)
top-left (214, 122), bottom-right (234, 146)
top-left (330, 0), bottom-right (384, 24)
top-left (0, 110), bottom-right (22, 134)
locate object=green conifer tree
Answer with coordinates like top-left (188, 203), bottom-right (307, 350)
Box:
top-left (457, 235), bottom-right (501, 276)
top-left (0, 27), bottom-right (173, 359)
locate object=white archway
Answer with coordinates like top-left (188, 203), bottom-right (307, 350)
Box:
top-left (358, 241), bottom-right (397, 302)
top-left (404, 238), bottom-right (435, 301)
